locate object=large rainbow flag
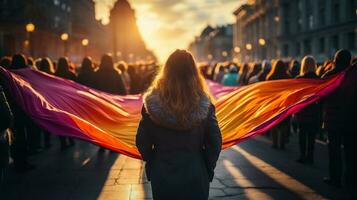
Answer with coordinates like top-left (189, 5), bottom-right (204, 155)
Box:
top-left (0, 67), bottom-right (347, 159)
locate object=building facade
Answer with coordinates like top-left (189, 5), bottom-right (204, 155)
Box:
top-left (0, 0), bottom-right (109, 62)
top-left (110, 0), bottom-right (156, 63)
top-left (233, 0), bottom-right (357, 63)
top-left (188, 25), bottom-right (233, 62)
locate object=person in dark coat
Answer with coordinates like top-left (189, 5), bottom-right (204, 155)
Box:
top-left (6, 54), bottom-right (36, 171)
top-left (267, 60), bottom-right (292, 149)
top-left (321, 49), bottom-right (355, 187)
top-left (295, 56), bottom-right (321, 164)
top-left (38, 57), bottom-right (55, 148)
top-left (55, 57), bottom-right (76, 150)
top-left (38, 57), bottom-right (55, 75)
top-left (0, 85), bottom-right (13, 181)
top-left (94, 54), bottom-right (127, 95)
top-left (77, 57), bottom-right (95, 88)
top-left (136, 50), bottom-right (222, 200)
top-left (0, 56), bottom-right (11, 69)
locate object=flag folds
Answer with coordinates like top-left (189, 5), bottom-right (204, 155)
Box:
top-left (0, 67), bottom-right (345, 159)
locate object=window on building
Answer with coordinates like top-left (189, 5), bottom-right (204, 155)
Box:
top-left (332, 35), bottom-right (339, 49)
top-left (297, 0), bottom-right (303, 30)
top-left (350, 0), bottom-right (357, 19)
top-left (318, 0), bottom-right (326, 26)
top-left (304, 39), bottom-right (312, 54)
top-left (333, 1), bottom-right (340, 23)
top-left (283, 44), bottom-right (289, 57)
top-left (348, 32), bottom-right (356, 49)
top-left (319, 37), bottom-right (325, 53)
top-left (306, 0), bottom-right (314, 29)
top-left (296, 42), bottom-right (301, 56)
top-left (283, 3), bottom-right (290, 34)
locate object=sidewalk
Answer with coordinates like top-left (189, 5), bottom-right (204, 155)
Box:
top-left (1, 134), bottom-right (354, 200)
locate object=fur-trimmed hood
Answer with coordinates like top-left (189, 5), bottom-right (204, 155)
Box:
top-left (143, 90), bottom-right (211, 130)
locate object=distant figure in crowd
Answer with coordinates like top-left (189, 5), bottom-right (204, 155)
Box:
top-left (213, 64), bottom-right (225, 83)
top-left (0, 84), bottom-right (13, 182)
top-left (116, 61), bottom-right (131, 92)
top-left (267, 60), bottom-right (291, 149)
top-left (77, 57), bottom-right (95, 88)
top-left (94, 54), bottom-right (127, 152)
top-left (55, 57), bottom-right (76, 150)
top-left (257, 60), bottom-right (272, 82)
top-left (8, 54), bottom-right (36, 171)
top-left (295, 56), bottom-right (321, 164)
top-left (322, 49), bottom-right (356, 187)
top-left (238, 63), bottom-right (249, 85)
top-left (222, 65), bottom-right (239, 86)
top-left (289, 60), bottom-right (300, 78)
top-left (0, 56), bottom-right (11, 69)
top-left (247, 63), bottom-right (261, 83)
top-left (38, 57), bottom-right (55, 75)
top-left (136, 50), bottom-right (222, 200)
top-left (38, 57), bottom-right (55, 148)
top-left (94, 54), bottom-right (127, 95)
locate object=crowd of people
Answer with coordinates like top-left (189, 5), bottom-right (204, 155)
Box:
top-left (0, 53), bottom-right (159, 181)
top-left (200, 49), bottom-right (357, 188)
top-left (0, 49), bottom-right (356, 189)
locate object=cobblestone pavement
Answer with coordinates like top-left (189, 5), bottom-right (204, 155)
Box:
top-left (1, 134), bottom-right (355, 200)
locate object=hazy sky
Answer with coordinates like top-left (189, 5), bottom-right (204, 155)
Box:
top-left (93, 0), bottom-right (244, 62)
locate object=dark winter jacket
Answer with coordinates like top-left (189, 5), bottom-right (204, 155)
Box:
top-left (94, 68), bottom-right (127, 95)
top-left (295, 72), bottom-right (322, 126)
top-left (136, 91), bottom-right (222, 200)
top-left (55, 70), bottom-right (77, 81)
top-left (322, 64), bottom-right (357, 131)
top-left (0, 86), bottom-right (12, 132)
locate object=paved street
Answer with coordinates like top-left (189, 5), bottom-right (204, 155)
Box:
top-left (1, 134), bottom-right (355, 200)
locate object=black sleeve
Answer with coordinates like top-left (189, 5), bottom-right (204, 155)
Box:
top-left (0, 87), bottom-right (13, 132)
top-left (136, 106), bottom-right (153, 162)
top-left (203, 105), bottom-right (222, 182)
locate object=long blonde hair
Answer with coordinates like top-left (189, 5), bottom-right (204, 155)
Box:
top-left (146, 50), bottom-right (209, 125)
top-left (300, 56), bottom-right (317, 76)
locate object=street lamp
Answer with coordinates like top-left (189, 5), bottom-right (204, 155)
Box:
top-left (81, 38), bottom-right (89, 56)
top-left (25, 23), bottom-right (35, 56)
top-left (81, 38), bottom-right (89, 46)
top-left (259, 38), bottom-right (266, 46)
top-left (221, 51), bottom-right (228, 57)
top-left (61, 33), bottom-right (69, 56)
top-left (234, 47), bottom-right (241, 53)
top-left (26, 23), bottom-right (35, 33)
top-left (246, 43), bottom-right (252, 50)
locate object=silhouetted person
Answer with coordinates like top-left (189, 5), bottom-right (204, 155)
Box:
top-left (55, 57), bottom-right (76, 150)
top-left (295, 56), bottom-right (321, 164)
top-left (38, 57), bottom-right (55, 148)
top-left (238, 63), bottom-right (249, 85)
top-left (7, 54), bottom-right (36, 171)
top-left (77, 57), bottom-right (95, 88)
top-left (136, 50), bottom-right (221, 199)
top-left (258, 60), bottom-right (272, 82)
top-left (94, 54), bottom-right (127, 152)
top-left (213, 64), bottom-right (225, 83)
top-left (247, 63), bottom-right (262, 83)
top-left (0, 85), bottom-right (13, 181)
top-left (0, 57), bottom-right (11, 69)
top-left (116, 61), bottom-right (131, 92)
top-left (322, 49), bottom-right (355, 187)
top-left (94, 54), bottom-right (127, 95)
top-left (38, 57), bottom-right (55, 75)
top-left (222, 65), bottom-right (239, 86)
top-left (267, 60), bottom-right (291, 149)
top-left (289, 60), bottom-right (300, 78)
